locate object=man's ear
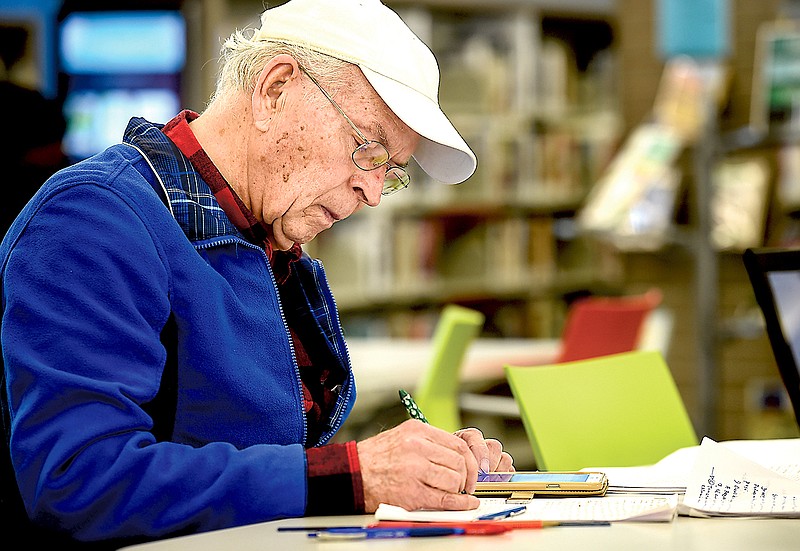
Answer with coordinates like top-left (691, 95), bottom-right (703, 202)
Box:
top-left (252, 55), bottom-right (300, 131)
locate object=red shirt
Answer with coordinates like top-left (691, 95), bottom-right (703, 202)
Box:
top-left (162, 110), bottom-right (364, 515)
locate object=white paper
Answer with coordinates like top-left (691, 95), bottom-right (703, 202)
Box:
top-left (586, 438), bottom-right (800, 497)
top-left (374, 503), bottom-right (485, 523)
top-left (583, 445), bottom-right (698, 494)
top-left (587, 465), bottom-right (688, 495)
top-left (374, 494), bottom-right (677, 523)
top-left (682, 437), bottom-right (800, 517)
top-left (511, 495), bottom-right (677, 522)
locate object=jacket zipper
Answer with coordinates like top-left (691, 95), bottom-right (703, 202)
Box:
top-left (194, 236), bottom-right (308, 447)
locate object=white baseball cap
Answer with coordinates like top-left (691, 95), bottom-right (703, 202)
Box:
top-left (253, 0), bottom-right (477, 184)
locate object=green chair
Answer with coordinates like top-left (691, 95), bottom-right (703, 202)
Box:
top-left (505, 350), bottom-right (698, 470)
top-left (414, 305), bottom-right (486, 432)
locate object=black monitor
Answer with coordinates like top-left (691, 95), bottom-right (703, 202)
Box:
top-left (744, 247), bottom-right (800, 427)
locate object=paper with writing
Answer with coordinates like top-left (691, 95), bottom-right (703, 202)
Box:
top-left (682, 437), bottom-right (800, 518)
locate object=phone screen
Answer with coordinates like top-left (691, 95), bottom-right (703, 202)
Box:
top-left (477, 472), bottom-right (593, 483)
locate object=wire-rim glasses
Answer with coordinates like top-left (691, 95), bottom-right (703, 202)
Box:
top-left (300, 66), bottom-right (410, 196)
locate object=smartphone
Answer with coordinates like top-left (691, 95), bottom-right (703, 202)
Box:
top-left (474, 471), bottom-right (608, 497)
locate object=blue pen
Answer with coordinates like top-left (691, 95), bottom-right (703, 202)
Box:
top-left (309, 527), bottom-right (465, 540)
top-left (477, 505), bottom-right (527, 520)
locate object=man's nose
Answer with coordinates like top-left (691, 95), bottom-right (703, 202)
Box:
top-left (352, 169), bottom-right (383, 207)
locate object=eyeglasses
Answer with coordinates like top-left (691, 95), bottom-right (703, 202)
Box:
top-left (300, 67), bottom-right (410, 196)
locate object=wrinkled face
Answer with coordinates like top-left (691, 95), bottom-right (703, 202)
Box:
top-left (248, 62), bottom-right (420, 250)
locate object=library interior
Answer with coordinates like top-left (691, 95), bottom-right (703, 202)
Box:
top-left (3, 0), bottom-right (800, 549)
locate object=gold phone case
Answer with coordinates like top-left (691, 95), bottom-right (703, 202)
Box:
top-left (474, 471), bottom-right (609, 498)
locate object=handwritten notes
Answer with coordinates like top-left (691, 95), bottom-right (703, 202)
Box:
top-left (682, 437), bottom-right (800, 518)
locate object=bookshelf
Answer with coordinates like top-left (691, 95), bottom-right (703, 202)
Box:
top-left (303, 1), bottom-right (623, 338)
top-left (609, 0), bottom-right (796, 442)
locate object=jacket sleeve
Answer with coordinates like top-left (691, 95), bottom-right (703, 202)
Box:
top-left (1, 178), bottom-right (308, 542)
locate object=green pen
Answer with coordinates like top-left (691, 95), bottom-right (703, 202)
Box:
top-left (399, 389), bottom-right (490, 476)
top-left (399, 389), bottom-right (428, 423)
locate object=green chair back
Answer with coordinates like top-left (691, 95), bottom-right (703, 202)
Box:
top-left (414, 305), bottom-right (485, 432)
top-left (506, 350), bottom-right (698, 470)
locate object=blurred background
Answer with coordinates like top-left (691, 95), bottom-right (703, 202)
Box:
top-left (3, 0), bottom-right (800, 467)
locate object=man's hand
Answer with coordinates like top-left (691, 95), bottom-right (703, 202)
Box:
top-left (356, 420), bottom-right (514, 513)
top-left (453, 426), bottom-right (514, 476)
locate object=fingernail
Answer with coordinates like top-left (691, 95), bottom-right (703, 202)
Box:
top-left (480, 458), bottom-right (491, 474)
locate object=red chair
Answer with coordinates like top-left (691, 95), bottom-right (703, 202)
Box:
top-left (459, 288), bottom-right (666, 421)
top-left (556, 288), bottom-right (664, 363)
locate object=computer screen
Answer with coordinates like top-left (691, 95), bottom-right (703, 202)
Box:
top-left (744, 247), bottom-right (800, 427)
top-left (59, 11), bottom-right (186, 160)
top-left (767, 270), bottom-right (800, 371)
top-left (60, 11), bottom-right (186, 74)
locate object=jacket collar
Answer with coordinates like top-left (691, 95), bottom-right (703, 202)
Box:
top-left (123, 116), bottom-right (237, 242)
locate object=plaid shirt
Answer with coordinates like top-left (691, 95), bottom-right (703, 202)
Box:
top-left (162, 110), bottom-right (363, 515)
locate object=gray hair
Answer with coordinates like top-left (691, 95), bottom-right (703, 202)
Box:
top-left (212, 28), bottom-right (351, 103)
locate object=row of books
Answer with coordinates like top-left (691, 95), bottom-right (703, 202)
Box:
top-left (396, 8), bottom-right (620, 205)
top-left (376, 113), bottom-right (618, 213)
top-left (311, 214), bottom-right (560, 304)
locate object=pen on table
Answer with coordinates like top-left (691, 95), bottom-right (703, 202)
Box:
top-left (280, 520), bottom-right (610, 536)
top-left (373, 520), bottom-right (611, 530)
top-left (278, 526), bottom-right (364, 532)
top-left (399, 389), bottom-right (428, 423)
top-left (308, 527), bottom-right (485, 540)
top-left (477, 505), bottom-right (527, 520)
top-left (281, 524), bottom-right (509, 536)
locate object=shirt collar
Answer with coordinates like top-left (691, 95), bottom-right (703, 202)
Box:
top-left (162, 110), bottom-right (302, 276)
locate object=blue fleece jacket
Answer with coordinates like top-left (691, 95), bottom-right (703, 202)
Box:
top-left (0, 117), bottom-right (356, 542)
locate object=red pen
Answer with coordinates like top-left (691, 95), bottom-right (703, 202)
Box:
top-left (373, 520), bottom-right (609, 530)
top-left (372, 522), bottom-right (510, 535)
top-left (373, 520), bottom-right (566, 531)
top-left (279, 524), bottom-right (510, 536)
top-left (453, 525), bottom-right (509, 535)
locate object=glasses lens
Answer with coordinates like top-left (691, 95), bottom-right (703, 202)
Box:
top-left (352, 141), bottom-right (390, 171)
top-left (382, 167), bottom-right (410, 196)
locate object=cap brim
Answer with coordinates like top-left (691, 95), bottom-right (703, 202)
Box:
top-left (360, 66), bottom-right (477, 184)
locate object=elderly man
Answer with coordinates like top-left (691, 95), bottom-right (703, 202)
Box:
top-left (0, 0), bottom-right (513, 547)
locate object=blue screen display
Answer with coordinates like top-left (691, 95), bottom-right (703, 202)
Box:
top-left (768, 271), bottom-right (800, 374)
top-left (60, 11), bottom-right (186, 74)
top-left (477, 473), bottom-right (591, 483)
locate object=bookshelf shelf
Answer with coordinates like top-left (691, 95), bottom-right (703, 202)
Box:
top-left (329, 267), bottom-right (607, 312)
top-left (387, 0), bottom-right (615, 16)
